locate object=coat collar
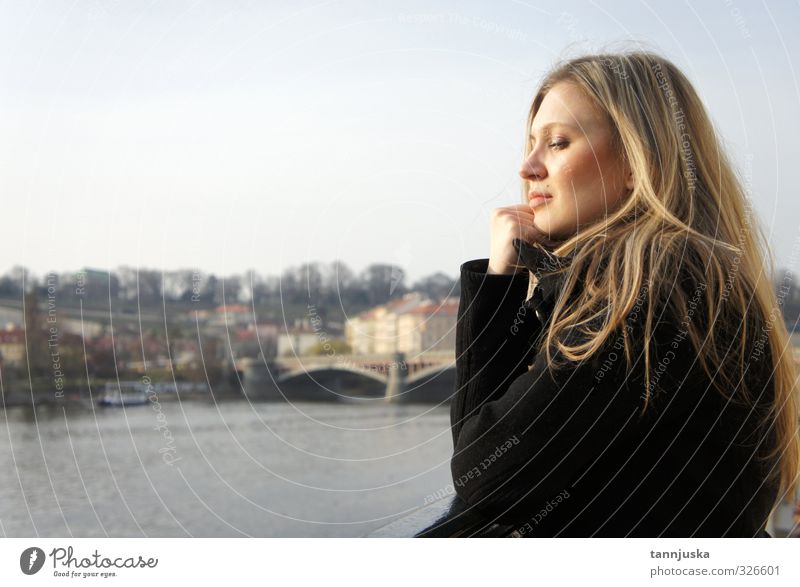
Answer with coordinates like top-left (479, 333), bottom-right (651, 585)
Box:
top-left (511, 238), bottom-right (579, 321)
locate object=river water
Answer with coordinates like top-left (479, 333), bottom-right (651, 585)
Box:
top-left (0, 400), bottom-right (454, 537)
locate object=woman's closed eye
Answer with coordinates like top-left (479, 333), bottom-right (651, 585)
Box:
top-left (549, 140), bottom-right (569, 150)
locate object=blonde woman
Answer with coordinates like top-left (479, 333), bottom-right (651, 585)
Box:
top-left (450, 51), bottom-right (799, 537)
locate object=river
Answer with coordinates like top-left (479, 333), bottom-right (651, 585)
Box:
top-left (0, 400), bottom-right (454, 537)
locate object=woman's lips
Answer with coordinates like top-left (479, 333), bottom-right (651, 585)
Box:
top-left (528, 192), bottom-right (552, 208)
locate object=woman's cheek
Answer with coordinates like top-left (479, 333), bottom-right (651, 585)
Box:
top-left (536, 199), bottom-right (574, 239)
top-left (558, 199), bottom-right (580, 237)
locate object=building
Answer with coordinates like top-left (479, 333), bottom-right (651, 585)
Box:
top-left (233, 322), bottom-right (279, 359)
top-left (211, 303), bottom-right (255, 328)
top-left (397, 298), bottom-right (458, 354)
top-left (346, 293), bottom-right (458, 355)
top-left (277, 328), bottom-right (320, 357)
top-left (0, 326), bottom-right (25, 366)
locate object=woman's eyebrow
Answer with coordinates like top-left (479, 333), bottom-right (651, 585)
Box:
top-left (529, 122), bottom-right (576, 139)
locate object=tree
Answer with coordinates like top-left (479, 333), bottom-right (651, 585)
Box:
top-left (298, 262), bottom-right (324, 300)
top-left (322, 260), bottom-right (356, 303)
top-left (200, 274), bottom-right (220, 305)
top-left (164, 270), bottom-right (195, 302)
top-left (0, 273), bottom-right (20, 297)
top-left (23, 289), bottom-right (49, 375)
top-left (114, 266), bottom-right (132, 301)
top-left (359, 263), bottom-right (406, 306)
top-left (137, 270), bottom-right (163, 305)
top-left (413, 271), bottom-right (458, 300)
top-left (221, 275), bottom-right (243, 305)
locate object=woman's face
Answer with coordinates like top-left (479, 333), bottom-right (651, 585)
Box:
top-left (519, 81), bottom-right (632, 241)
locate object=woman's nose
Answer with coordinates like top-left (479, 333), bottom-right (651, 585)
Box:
top-left (519, 150), bottom-right (547, 180)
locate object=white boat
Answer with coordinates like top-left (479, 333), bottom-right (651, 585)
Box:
top-left (97, 382), bottom-right (150, 406)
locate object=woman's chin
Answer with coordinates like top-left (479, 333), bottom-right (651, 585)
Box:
top-left (533, 218), bottom-right (558, 239)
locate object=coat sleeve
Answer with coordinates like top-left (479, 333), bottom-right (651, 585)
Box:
top-left (449, 258), bottom-right (542, 448)
top-left (450, 261), bottom-right (686, 523)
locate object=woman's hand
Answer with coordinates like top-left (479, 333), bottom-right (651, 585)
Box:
top-left (487, 204), bottom-right (562, 275)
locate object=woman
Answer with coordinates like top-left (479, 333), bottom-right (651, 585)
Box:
top-left (450, 51), bottom-right (799, 537)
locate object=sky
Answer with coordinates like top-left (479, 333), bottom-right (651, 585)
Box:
top-left (2, 0), bottom-right (799, 283)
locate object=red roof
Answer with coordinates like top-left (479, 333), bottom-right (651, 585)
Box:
top-left (0, 328), bottom-right (25, 343)
top-left (407, 302), bottom-right (459, 316)
top-left (236, 329), bottom-right (256, 342)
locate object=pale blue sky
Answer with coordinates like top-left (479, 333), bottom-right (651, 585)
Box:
top-left (2, 0), bottom-right (799, 282)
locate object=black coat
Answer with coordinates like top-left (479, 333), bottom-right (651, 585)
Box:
top-left (450, 238), bottom-right (780, 537)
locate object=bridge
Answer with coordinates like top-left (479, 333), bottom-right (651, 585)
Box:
top-left (240, 352), bottom-right (456, 403)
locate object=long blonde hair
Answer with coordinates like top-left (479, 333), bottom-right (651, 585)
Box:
top-left (521, 51), bottom-right (799, 504)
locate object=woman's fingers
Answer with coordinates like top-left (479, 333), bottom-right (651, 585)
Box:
top-left (492, 205), bottom-right (535, 227)
top-left (496, 204), bottom-right (563, 250)
top-left (488, 205), bottom-right (537, 273)
top-left (488, 203), bottom-right (565, 273)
